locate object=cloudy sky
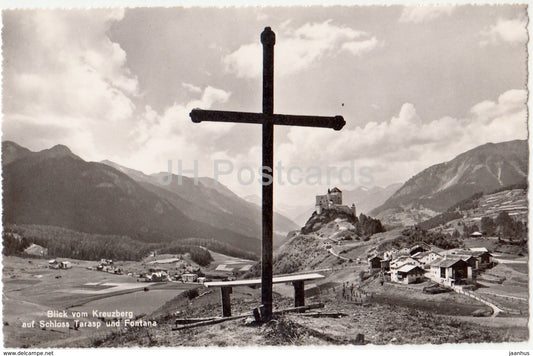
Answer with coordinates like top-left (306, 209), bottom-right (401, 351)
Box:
top-left (2, 5), bottom-right (528, 207)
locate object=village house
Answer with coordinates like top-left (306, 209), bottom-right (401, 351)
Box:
top-left (24, 243), bottom-right (48, 257)
top-left (382, 249), bottom-right (398, 260)
top-left (368, 256), bottom-right (382, 272)
top-left (389, 256), bottom-right (422, 270)
top-left (462, 255), bottom-right (479, 270)
top-left (430, 257), bottom-right (473, 287)
top-left (145, 270), bottom-right (170, 282)
top-left (390, 265), bottom-right (426, 284)
top-left (181, 273), bottom-right (199, 283)
top-left (383, 244), bottom-right (493, 287)
top-left (469, 247), bottom-right (493, 269)
top-left (412, 251), bottom-right (442, 267)
top-left (408, 244), bottom-right (430, 256)
top-left (398, 247), bottom-right (411, 256)
top-left (48, 259), bottom-right (71, 269)
top-left (441, 248), bottom-right (483, 272)
top-left (380, 259), bottom-right (390, 272)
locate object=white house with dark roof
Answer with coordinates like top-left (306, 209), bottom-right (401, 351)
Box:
top-left (430, 257), bottom-right (473, 286)
top-left (390, 265), bottom-right (426, 284)
top-left (469, 247), bottom-right (493, 268)
top-left (389, 256), bottom-right (421, 270)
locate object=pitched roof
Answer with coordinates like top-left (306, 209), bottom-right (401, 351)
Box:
top-left (431, 257), bottom-right (468, 268)
top-left (330, 187), bottom-right (342, 193)
top-left (469, 247), bottom-right (489, 253)
top-left (409, 244), bottom-right (427, 252)
top-left (444, 248), bottom-right (471, 255)
top-left (390, 256), bottom-right (418, 270)
top-left (471, 250), bottom-right (492, 258)
top-left (397, 264), bottom-right (424, 273)
top-left (392, 256), bottom-right (416, 262)
top-left (24, 243), bottom-right (47, 255)
top-left (412, 251), bottom-right (440, 259)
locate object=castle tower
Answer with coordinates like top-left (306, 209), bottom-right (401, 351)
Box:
top-left (315, 194), bottom-right (328, 214)
top-left (328, 187), bottom-right (342, 205)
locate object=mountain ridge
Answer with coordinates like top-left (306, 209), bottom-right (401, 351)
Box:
top-left (370, 139), bottom-right (528, 226)
top-left (2, 142), bottom-right (260, 253)
top-left (102, 160), bottom-right (299, 247)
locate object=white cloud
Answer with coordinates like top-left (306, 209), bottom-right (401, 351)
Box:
top-left (276, 89), bottom-right (527, 185)
top-left (3, 10), bottom-right (138, 159)
top-left (399, 6), bottom-right (455, 23)
top-left (342, 37), bottom-right (379, 56)
top-left (224, 20), bottom-right (378, 79)
top-left (480, 17), bottom-right (528, 45)
top-left (470, 89), bottom-right (527, 120)
top-left (123, 86), bottom-right (233, 175)
top-left (182, 82), bottom-right (202, 94)
top-left (223, 43), bottom-right (262, 80)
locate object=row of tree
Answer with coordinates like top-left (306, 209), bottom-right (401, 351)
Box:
top-left (418, 182), bottom-right (527, 231)
top-left (158, 242), bottom-right (213, 266)
top-left (356, 213), bottom-right (386, 237)
top-left (3, 232), bottom-right (32, 256)
top-left (3, 224), bottom-right (155, 261)
top-left (480, 211), bottom-right (528, 241)
top-left (399, 226), bottom-right (463, 250)
top-left (2, 224), bottom-right (261, 266)
top-left (178, 238), bottom-right (258, 261)
top-left (447, 211), bottom-right (528, 242)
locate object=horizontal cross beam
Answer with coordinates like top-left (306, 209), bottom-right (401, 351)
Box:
top-left (190, 109), bottom-right (346, 131)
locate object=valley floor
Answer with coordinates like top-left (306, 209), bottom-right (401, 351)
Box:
top-left (4, 245), bottom-right (528, 348)
top-left (3, 256), bottom-right (200, 348)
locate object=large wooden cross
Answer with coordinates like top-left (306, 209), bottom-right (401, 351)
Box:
top-left (190, 27), bottom-right (345, 320)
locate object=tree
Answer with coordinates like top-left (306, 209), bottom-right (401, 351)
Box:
top-left (495, 211), bottom-right (516, 240)
top-left (357, 213), bottom-right (385, 237)
top-left (480, 217), bottom-right (496, 236)
top-left (452, 229), bottom-right (461, 239)
top-left (495, 211), bottom-right (513, 226)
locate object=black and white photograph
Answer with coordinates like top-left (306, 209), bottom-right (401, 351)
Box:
top-left (0, 2), bottom-right (530, 351)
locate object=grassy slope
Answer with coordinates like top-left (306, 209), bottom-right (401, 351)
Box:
top-left (96, 287), bottom-right (528, 346)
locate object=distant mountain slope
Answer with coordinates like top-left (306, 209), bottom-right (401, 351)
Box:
top-left (2, 142), bottom-right (259, 253)
top-left (418, 184), bottom-right (528, 232)
top-left (101, 161), bottom-right (299, 247)
top-left (2, 141), bottom-right (34, 165)
top-left (244, 194), bottom-right (312, 227)
top-left (371, 140), bottom-right (528, 225)
top-left (343, 183), bottom-right (402, 214)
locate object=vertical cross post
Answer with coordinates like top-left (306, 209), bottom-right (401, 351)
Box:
top-left (188, 27), bottom-right (345, 322)
top-left (221, 286), bottom-right (233, 317)
top-left (260, 27), bottom-right (275, 320)
top-left (292, 280), bottom-right (305, 310)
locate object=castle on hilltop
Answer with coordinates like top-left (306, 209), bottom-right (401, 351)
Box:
top-left (315, 187), bottom-right (356, 217)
